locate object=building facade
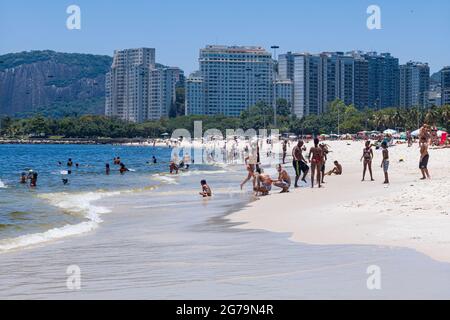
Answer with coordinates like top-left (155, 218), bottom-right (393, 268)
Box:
top-left (275, 79), bottom-right (293, 106)
top-left (186, 45), bottom-right (274, 116)
top-left (399, 61), bottom-right (430, 108)
top-left (105, 48), bottom-right (182, 122)
top-left (284, 51), bottom-right (401, 117)
top-left (442, 67), bottom-right (450, 106)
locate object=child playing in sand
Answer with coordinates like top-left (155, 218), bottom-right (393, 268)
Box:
top-left (380, 142), bottom-right (390, 184)
top-left (199, 180), bottom-right (212, 197)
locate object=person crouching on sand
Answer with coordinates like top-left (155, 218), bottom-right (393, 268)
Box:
top-left (273, 164), bottom-right (291, 193)
top-left (199, 180), bottom-right (212, 197)
top-left (380, 141), bottom-right (390, 184)
top-left (254, 170), bottom-right (273, 196)
top-left (326, 161), bottom-right (342, 176)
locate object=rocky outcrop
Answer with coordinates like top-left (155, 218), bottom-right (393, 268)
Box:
top-left (0, 51), bottom-right (112, 116)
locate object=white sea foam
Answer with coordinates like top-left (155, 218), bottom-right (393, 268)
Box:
top-left (0, 179), bottom-right (7, 188)
top-left (0, 191), bottom-right (119, 253)
top-left (151, 174), bottom-right (179, 185)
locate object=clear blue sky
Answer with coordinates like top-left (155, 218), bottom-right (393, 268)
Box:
top-left (1, 0), bottom-right (449, 73)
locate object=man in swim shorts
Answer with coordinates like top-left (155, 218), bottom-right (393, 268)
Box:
top-left (292, 140), bottom-right (309, 188)
top-left (273, 164), bottom-right (291, 193)
top-left (419, 136), bottom-right (431, 180)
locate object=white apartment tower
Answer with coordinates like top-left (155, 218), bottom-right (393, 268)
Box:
top-left (186, 45), bottom-right (274, 116)
top-left (106, 48), bottom-right (182, 122)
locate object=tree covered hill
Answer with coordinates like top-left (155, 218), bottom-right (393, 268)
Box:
top-left (0, 50), bottom-right (112, 117)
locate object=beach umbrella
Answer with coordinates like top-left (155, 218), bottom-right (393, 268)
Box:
top-left (383, 129), bottom-right (397, 135)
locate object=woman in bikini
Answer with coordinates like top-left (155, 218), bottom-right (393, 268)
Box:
top-left (361, 140), bottom-right (374, 181)
top-left (308, 138), bottom-right (324, 188)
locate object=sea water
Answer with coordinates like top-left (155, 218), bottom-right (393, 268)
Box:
top-left (0, 144), bottom-right (226, 251)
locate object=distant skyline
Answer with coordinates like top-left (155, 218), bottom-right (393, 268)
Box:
top-left (1, 0), bottom-right (449, 74)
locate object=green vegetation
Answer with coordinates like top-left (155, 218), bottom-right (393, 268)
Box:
top-left (14, 97), bottom-right (106, 118)
top-left (1, 100), bottom-right (449, 139)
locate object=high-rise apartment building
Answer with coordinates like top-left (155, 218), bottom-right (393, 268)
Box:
top-left (106, 48), bottom-right (182, 122)
top-left (399, 61), bottom-right (430, 108)
top-left (365, 52), bottom-right (400, 109)
top-left (186, 45), bottom-right (274, 116)
top-left (286, 51), bottom-right (401, 117)
top-left (275, 79), bottom-right (293, 106)
top-left (278, 52), bottom-right (295, 81)
top-left (185, 72), bottom-right (205, 115)
top-left (442, 67), bottom-right (450, 106)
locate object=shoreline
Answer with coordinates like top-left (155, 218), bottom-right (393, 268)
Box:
top-left (228, 141), bottom-right (450, 264)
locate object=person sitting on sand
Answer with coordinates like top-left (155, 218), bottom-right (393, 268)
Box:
top-left (119, 163), bottom-right (129, 174)
top-left (361, 140), bottom-right (375, 182)
top-left (419, 136), bottom-right (431, 180)
top-left (254, 170), bottom-right (273, 196)
top-left (199, 180), bottom-right (212, 197)
top-left (273, 164), bottom-right (291, 193)
top-left (326, 161), bottom-right (343, 176)
top-left (380, 141), bottom-right (390, 184)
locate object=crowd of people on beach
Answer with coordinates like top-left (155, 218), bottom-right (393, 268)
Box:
top-left (13, 122), bottom-right (441, 200)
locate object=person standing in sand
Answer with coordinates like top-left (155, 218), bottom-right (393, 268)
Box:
top-left (419, 136), bottom-right (431, 180)
top-left (361, 140), bottom-right (375, 181)
top-left (319, 144), bottom-right (328, 184)
top-left (380, 141), bottom-right (390, 184)
top-left (292, 141), bottom-right (309, 188)
top-left (308, 138), bottom-right (324, 188)
top-left (240, 148), bottom-right (257, 190)
top-left (282, 140), bottom-right (287, 164)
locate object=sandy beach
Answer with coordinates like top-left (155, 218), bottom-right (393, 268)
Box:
top-left (229, 140), bottom-right (450, 263)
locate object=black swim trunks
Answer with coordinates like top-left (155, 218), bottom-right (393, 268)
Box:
top-left (419, 154), bottom-right (429, 169)
top-left (293, 160), bottom-right (309, 176)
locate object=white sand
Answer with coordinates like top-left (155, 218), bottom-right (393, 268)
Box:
top-left (229, 141), bottom-right (450, 263)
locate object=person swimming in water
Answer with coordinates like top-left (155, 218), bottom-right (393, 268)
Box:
top-left (169, 161), bottom-right (179, 174)
top-left (20, 172), bottom-right (27, 184)
top-left (106, 163), bottom-right (110, 175)
top-left (119, 163), bottom-right (129, 174)
top-left (67, 158), bottom-right (73, 167)
top-left (28, 170), bottom-right (38, 187)
top-left (199, 180), bottom-right (212, 197)
top-left (308, 138), bottom-right (324, 188)
top-left (152, 156), bottom-right (157, 164)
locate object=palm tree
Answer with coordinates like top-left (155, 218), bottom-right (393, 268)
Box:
top-left (425, 107), bottom-right (439, 126)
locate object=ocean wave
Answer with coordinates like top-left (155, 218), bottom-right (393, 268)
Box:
top-left (0, 191), bottom-right (119, 253)
top-left (0, 179), bottom-right (7, 188)
top-left (151, 174), bottom-right (179, 185)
